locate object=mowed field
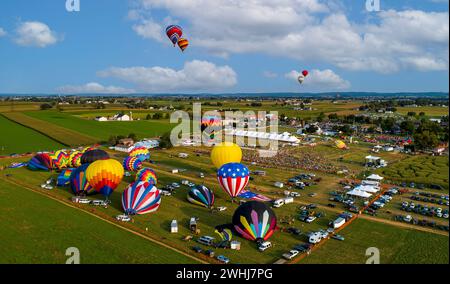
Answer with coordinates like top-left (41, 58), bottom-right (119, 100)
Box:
top-left (0, 179), bottom-right (200, 264)
top-left (25, 111), bottom-right (174, 141)
top-left (0, 114), bottom-right (64, 155)
top-left (396, 106), bottom-right (449, 117)
top-left (301, 218), bottom-right (449, 264)
top-left (376, 155), bottom-right (449, 189)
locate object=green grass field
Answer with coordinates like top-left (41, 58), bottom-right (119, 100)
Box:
top-left (396, 106), bottom-right (449, 117)
top-left (0, 114), bottom-right (64, 155)
top-left (377, 155), bottom-right (449, 189)
top-left (301, 218), bottom-right (449, 264)
top-left (0, 178), bottom-right (200, 264)
top-left (25, 111), bottom-right (174, 141)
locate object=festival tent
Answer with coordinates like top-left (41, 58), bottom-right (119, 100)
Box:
top-left (362, 180), bottom-right (379, 186)
top-left (346, 189), bottom-right (372, 198)
top-left (366, 174), bottom-right (384, 181)
top-left (353, 185), bottom-right (379, 193)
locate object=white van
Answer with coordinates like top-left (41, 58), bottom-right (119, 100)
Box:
top-left (308, 233), bottom-right (322, 244)
top-left (197, 236), bottom-right (215, 246)
top-left (272, 199), bottom-right (285, 208)
top-left (116, 215), bottom-right (131, 222)
top-left (258, 241), bottom-right (272, 251)
top-left (284, 197), bottom-right (294, 204)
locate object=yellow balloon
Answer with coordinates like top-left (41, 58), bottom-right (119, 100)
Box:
top-left (211, 142), bottom-right (242, 169)
top-left (335, 140), bottom-right (347, 149)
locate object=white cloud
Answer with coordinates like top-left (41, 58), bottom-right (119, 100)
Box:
top-left (98, 60), bottom-right (237, 92)
top-left (285, 69), bottom-right (350, 90)
top-left (0, 27), bottom-right (6, 37)
top-left (263, 71), bottom-right (278, 78)
top-left (14, 21), bottom-right (60, 47)
top-left (131, 1), bottom-right (449, 73)
top-left (133, 19), bottom-right (164, 42)
top-left (57, 82), bottom-right (135, 94)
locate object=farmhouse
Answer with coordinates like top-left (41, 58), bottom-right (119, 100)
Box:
top-left (95, 116), bottom-right (108, 122)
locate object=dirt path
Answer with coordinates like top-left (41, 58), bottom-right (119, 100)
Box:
top-left (0, 175), bottom-right (209, 264)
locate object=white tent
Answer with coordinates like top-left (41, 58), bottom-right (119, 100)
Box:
top-left (354, 185), bottom-right (379, 193)
top-left (362, 180), bottom-right (379, 186)
top-left (366, 174), bottom-right (384, 181)
top-left (347, 189), bottom-right (372, 198)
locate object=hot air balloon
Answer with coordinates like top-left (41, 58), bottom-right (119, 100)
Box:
top-left (215, 228), bottom-right (233, 242)
top-left (232, 201), bottom-right (277, 242)
top-left (122, 181), bottom-right (161, 215)
top-left (177, 38), bottom-right (189, 52)
top-left (57, 168), bottom-right (73, 187)
top-left (80, 149), bottom-right (109, 165)
top-left (166, 25), bottom-right (183, 46)
top-left (81, 146), bottom-right (96, 153)
top-left (86, 159), bottom-right (124, 199)
top-left (334, 140), bottom-right (348, 150)
top-left (128, 147), bottom-right (150, 162)
top-left (27, 153), bottom-right (53, 171)
top-left (187, 185), bottom-right (215, 209)
top-left (201, 115), bottom-right (221, 141)
top-left (302, 70), bottom-right (309, 77)
top-left (69, 151), bottom-right (83, 168)
top-left (217, 162), bottom-right (250, 199)
top-left (211, 142), bottom-right (242, 169)
top-left (70, 163), bottom-right (96, 196)
top-left (135, 167), bottom-right (157, 186)
top-left (123, 156), bottom-right (143, 172)
top-left (51, 150), bottom-right (69, 170)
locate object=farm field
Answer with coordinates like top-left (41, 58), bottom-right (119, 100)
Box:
top-left (301, 218), bottom-right (449, 264)
top-left (25, 111), bottom-right (174, 141)
top-left (396, 106), bottom-right (449, 117)
top-left (0, 114), bottom-right (64, 155)
top-left (0, 178), bottom-right (200, 264)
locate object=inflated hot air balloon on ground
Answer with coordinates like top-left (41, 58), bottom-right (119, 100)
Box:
top-left (136, 167), bottom-right (157, 186)
top-left (122, 181), bottom-right (161, 215)
top-left (28, 153), bottom-right (53, 171)
top-left (70, 164), bottom-right (95, 196)
top-left (129, 147), bottom-right (150, 162)
top-left (232, 201), bottom-right (277, 242)
top-left (217, 162), bottom-right (250, 200)
top-left (211, 142), bottom-right (242, 169)
top-left (177, 38), bottom-right (189, 52)
top-left (123, 156), bottom-right (143, 172)
top-left (81, 146), bottom-right (96, 153)
top-left (334, 140), bottom-right (348, 150)
top-left (57, 168), bottom-right (73, 186)
top-left (166, 25), bottom-right (183, 46)
top-left (69, 151), bottom-right (83, 168)
top-left (81, 149), bottom-right (109, 165)
top-left (86, 159), bottom-right (124, 199)
top-left (215, 228), bottom-right (233, 242)
top-left (187, 185), bottom-right (215, 209)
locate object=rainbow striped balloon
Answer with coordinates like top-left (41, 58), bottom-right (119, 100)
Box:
top-left (129, 147), bottom-right (150, 162)
top-left (135, 167), bottom-right (157, 186)
top-left (123, 156), bottom-right (143, 172)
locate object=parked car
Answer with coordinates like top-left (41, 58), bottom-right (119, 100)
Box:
top-left (258, 241), bottom-right (272, 251)
top-left (192, 246), bottom-right (202, 253)
top-left (283, 250), bottom-right (300, 260)
top-left (287, 227), bottom-right (301, 235)
top-left (216, 255), bottom-right (230, 264)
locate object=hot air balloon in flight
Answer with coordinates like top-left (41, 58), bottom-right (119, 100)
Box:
top-left (28, 153), bottom-right (53, 171)
top-left (217, 162), bottom-right (250, 199)
top-left (297, 70), bottom-right (309, 85)
top-left (187, 185), bottom-right (215, 209)
top-left (135, 167), bottom-right (157, 186)
top-left (81, 149), bottom-right (109, 165)
top-left (122, 181), bottom-right (161, 215)
top-left (232, 201), bottom-right (277, 242)
top-left (166, 25), bottom-right (183, 46)
top-left (177, 38), bottom-right (189, 52)
top-left (86, 159), bottom-right (124, 199)
top-left (210, 142), bottom-right (242, 169)
top-left (201, 115), bottom-right (221, 141)
top-left (128, 147), bottom-right (150, 162)
top-left (123, 156), bottom-right (143, 172)
top-left (70, 163), bottom-right (95, 196)
top-left (69, 151), bottom-right (83, 168)
top-left (57, 168), bottom-right (73, 186)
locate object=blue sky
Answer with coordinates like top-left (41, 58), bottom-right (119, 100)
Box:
top-left (0, 0), bottom-right (448, 94)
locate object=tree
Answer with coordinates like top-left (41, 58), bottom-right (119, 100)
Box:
top-left (146, 114), bottom-right (152, 120)
top-left (400, 120), bottom-right (415, 134)
top-left (414, 130), bottom-right (439, 150)
top-left (153, 113), bottom-right (163, 120)
top-left (159, 132), bottom-right (173, 149)
top-left (328, 113), bottom-right (339, 120)
top-left (317, 112), bottom-right (325, 122)
top-left (40, 103), bottom-right (52, 110)
top-left (108, 135), bottom-right (118, 145)
top-left (407, 111), bottom-right (416, 117)
top-left (305, 125), bottom-right (318, 134)
top-left (419, 112), bottom-right (426, 116)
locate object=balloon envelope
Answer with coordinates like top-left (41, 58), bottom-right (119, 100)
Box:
top-left (123, 156), bottom-right (143, 172)
top-left (302, 70), bottom-right (309, 77)
top-left (128, 147), bottom-right (150, 162)
top-left (187, 185), bottom-right (215, 208)
top-left (217, 162), bottom-right (250, 198)
top-left (57, 168), bottom-right (73, 186)
top-left (28, 153), bottom-right (53, 171)
top-left (69, 151), bottom-right (83, 168)
top-left (232, 201), bottom-right (277, 242)
top-left (86, 159), bottom-right (124, 198)
top-left (70, 163), bottom-right (95, 196)
top-left (135, 167), bottom-right (157, 186)
top-left (81, 149), bottom-right (109, 165)
top-left (177, 38), bottom-right (189, 52)
top-left (166, 25), bottom-right (183, 45)
top-left (122, 181), bottom-right (161, 215)
top-left (211, 142), bottom-right (242, 169)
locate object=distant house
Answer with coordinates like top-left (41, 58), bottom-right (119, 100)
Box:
top-left (118, 138), bottom-right (134, 147)
top-left (95, 116), bottom-right (108, 122)
top-left (112, 112), bottom-right (133, 121)
top-left (113, 144), bottom-right (134, 153)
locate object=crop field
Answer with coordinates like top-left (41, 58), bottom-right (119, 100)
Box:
top-left (0, 102), bottom-right (42, 113)
top-left (377, 155), bottom-right (449, 189)
top-left (2, 112), bottom-right (97, 146)
top-left (0, 179), bottom-right (200, 264)
top-left (301, 218), bottom-right (449, 264)
top-left (396, 106), bottom-right (449, 117)
top-left (25, 111), bottom-right (174, 141)
top-left (0, 115), bottom-right (64, 155)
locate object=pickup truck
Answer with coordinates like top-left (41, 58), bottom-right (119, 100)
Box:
top-left (283, 250), bottom-right (300, 260)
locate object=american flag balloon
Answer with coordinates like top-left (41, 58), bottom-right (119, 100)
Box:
top-left (122, 181), bottom-right (161, 215)
top-left (217, 163), bottom-right (250, 198)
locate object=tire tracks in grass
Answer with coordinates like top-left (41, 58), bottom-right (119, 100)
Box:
top-left (0, 175), bottom-right (209, 264)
